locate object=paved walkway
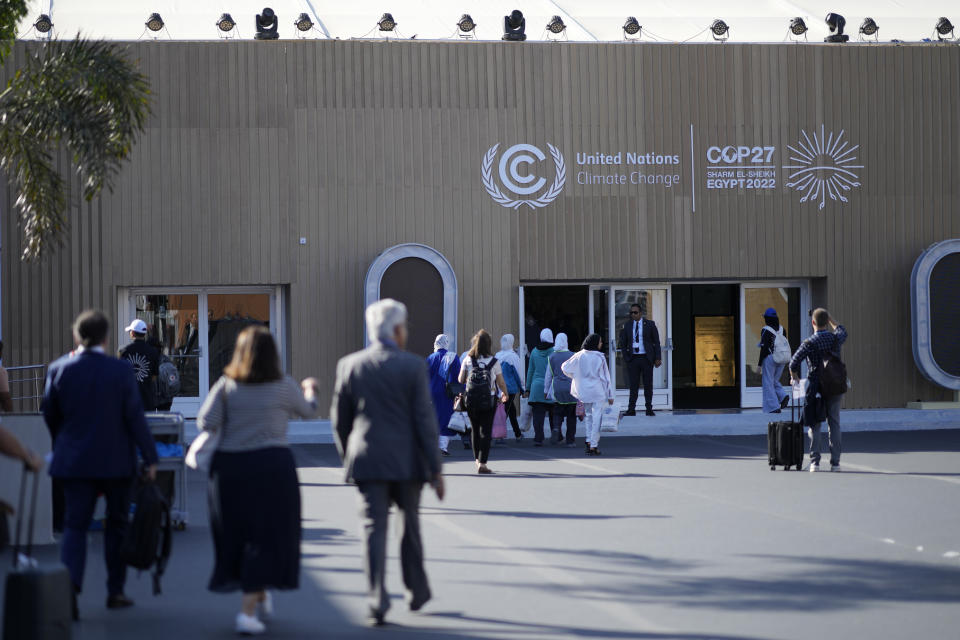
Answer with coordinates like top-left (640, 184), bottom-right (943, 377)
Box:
top-left (280, 408), bottom-right (960, 444)
top-left (3, 430), bottom-right (960, 639)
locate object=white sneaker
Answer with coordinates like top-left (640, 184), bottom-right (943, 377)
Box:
top-left (258, 592), bottom-right (274, 620)
top-left (809, 463), bottom-right (819, 473)
top-left (831, 464), bottom-right (841, 472)
top-left (235, 612), bottom-right (265, 635)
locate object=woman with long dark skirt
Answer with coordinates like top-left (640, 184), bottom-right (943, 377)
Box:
top-left (197, 326), bottom-right (319, 635)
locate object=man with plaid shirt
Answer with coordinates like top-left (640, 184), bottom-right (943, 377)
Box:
top-left (789, 308), bottom-right (848, 472)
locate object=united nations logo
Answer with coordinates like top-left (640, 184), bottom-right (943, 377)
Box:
top-left (481, 143), bottom-right (566, 209)
top-left (782, 126), bottom-right (863, 210)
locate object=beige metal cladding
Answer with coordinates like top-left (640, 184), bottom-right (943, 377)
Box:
top-left (1, 40), bottom-right (958, 411)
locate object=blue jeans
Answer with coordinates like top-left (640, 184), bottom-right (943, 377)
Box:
top-left (808, 395), bottom-right (843, 466)
top-left (60, 478), bottom-right (133, 595)
top-left (761, 355), bottom-right (789, 413)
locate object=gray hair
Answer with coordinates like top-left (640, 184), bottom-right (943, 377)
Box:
top-left (366, 299), bottom-right (408, 344)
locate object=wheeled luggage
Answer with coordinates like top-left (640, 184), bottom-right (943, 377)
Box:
top-left (767, 393), bottom-right (804, 471)
top-left (3, 466), bottom-right (73, 640)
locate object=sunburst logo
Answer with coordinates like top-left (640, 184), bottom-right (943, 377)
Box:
top-left (782, 126), bottom-right (863, 210)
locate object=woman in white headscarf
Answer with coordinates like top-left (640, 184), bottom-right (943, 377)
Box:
top-left (523, 328), bottom-right (554, 445)
top-left (496, 334), bottom-right (525, 441)
top-left (562, 333), bottom-right (614, 456)
top-left (544, 333), bottom-right (578, 446)
top-left (426, 334), bottom-right (460, 455)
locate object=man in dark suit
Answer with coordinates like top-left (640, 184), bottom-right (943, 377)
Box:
top-left (618, 303), bottom-right (662, 416)
top-left (42, 310), bottom-right (158, 618)
top-left (330, 299), bottom-right (444, 627)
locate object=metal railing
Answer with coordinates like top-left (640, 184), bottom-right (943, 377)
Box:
top-left (7, 364), bottom-right (46, 412)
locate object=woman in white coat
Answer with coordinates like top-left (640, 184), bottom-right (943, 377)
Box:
top-left (561, 333), bottom-right (614, 456)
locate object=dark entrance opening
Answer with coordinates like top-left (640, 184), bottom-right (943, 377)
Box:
top-left (380, 257), bottom-right (443, 358)
top-left (523, 286), bottom-right (590, 358)
top-left (672, 284), bottom-right (741, 409)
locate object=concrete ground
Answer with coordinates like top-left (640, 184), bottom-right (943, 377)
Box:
top-left (282, 408), bottom-right (960, 443)
top-left (3, 429), bottom-right (960, 639)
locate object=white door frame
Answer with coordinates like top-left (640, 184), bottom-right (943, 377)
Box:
top-left (608, 284), bottom-right (673, 410)
top-left (739, 281), bottom-right (811, 408)
top-left (118, 285), bottom-right (284, 417)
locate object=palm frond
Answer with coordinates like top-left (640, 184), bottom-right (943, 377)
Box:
top-left (0, 1), bottom-right (29, 64)
top-left (0, 38), bottom-right (151, 259)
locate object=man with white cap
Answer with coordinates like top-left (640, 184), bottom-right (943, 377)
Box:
top-left (118, 318), bottom-right (160, 412)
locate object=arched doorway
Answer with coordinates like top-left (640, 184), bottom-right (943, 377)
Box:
top-left (364, 244), bottom-right (458, 357)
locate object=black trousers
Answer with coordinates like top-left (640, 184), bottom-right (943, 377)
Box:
top-left (506, 394), bottom-right (522, 437)
top-left (530, 402), bottom-right (553, 443)
top-left (551, 403), bottom-right (577, 443)
top-left (467, 406), bottom-right (496, 464)
top-left (626, 356), bottom-right (654, 411)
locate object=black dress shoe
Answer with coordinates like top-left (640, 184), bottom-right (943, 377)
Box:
top-left (409, 591), bottom-right (431, 611)
top-left (623, 410), bottom-right (637, 417)
top-left (780, 395), bottom-right (791, 410)
top-left (645, 409), bottom-right (656, 417)
top-left (106, 594), bottom-right (134, 609)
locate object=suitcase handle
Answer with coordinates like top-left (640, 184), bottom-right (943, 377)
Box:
top-left (790, 382), bottom-right (804, 423)
top-left (11, 464), bottom-right (40, 568)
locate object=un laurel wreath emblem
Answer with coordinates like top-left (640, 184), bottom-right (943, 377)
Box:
top-left (481, 143), bottom-right (566, 209)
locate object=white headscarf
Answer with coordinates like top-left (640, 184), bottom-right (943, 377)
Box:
top-left (433, 334), bottom-right (450, 352)
top-left (495, 333), bottom-right (523, 378)
top-left (553, 333), bottom-right (569, 351)
top-left (539, 328), bottom-right (554, 344)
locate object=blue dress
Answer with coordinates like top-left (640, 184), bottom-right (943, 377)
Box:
top-left (426, 349), bottom-right (461, 436)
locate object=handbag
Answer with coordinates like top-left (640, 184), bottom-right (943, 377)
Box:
top-left (185, 429), bottom-right (221, 472)
top-left (452, 394), bottom-right (468, 413)
top-left (575, 400), bottom-right (585, 421)
top-left (446, 412), bottom-right (469, 434)
top-left (492, 403), bottom-right (508, 439)
top-left (445, 381), bottom-right (465, 400)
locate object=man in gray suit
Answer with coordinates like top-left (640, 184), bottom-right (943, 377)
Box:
top-left (331, 299), bottom-right (445, 626)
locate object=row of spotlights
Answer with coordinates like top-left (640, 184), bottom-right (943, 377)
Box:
top-left (31, 10), bottom-right (958, 42)
top-left (789, 16), bottom-right (879, 38)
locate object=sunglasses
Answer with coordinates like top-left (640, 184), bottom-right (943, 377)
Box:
top-left (630, 310), bottom-right (641, 315)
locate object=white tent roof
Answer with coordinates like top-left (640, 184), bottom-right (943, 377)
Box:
top-left (17, 1), bottom-right (960, 44)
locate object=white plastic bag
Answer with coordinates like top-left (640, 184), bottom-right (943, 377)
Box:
top-left (519, 398), bottom-right (533, 433)
top-left (446, 412), bottom-right (469, 434)
top-left (185, 429), bottom-right (221, 472)
top-left (600, 402), bottom-right (621, 432)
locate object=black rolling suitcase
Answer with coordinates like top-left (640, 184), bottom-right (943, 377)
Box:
top-left (3, 466), bottom-right (73, 640)
top-left (767, 392), bottom-right (804, 471)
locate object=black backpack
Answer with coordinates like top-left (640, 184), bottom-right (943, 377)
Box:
top-left (156, 356), bottom-right (181, 404)
top-left (120, 482), bottom-right (172, 595)
top-left (820, 350), bottom-right (848, 397)
top-left (465, 357), bottom-right (497, 411)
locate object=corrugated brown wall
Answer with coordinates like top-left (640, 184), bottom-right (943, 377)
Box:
top-left (2, 40), bottom-right (958, 411)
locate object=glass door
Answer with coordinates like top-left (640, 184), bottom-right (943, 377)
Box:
top-left (739, 283), bottom-right (809, 408)
top-left (121, 287), bottom-right (282, 417)
top-left (608, 286), bottom-right (672, 409)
